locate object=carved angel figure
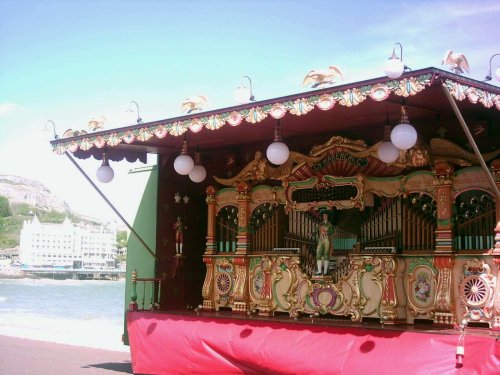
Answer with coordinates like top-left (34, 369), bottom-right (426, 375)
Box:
top-left (181, 94), bottom-right (208, 114)
top-left (303, 66), bottom-right (343, 88)
top-left (213, 151), bottom-right (324, 186)
top-left (441, 50), bottom-right (470, 74)
top-left (88, 116), bottom-right (106, 131)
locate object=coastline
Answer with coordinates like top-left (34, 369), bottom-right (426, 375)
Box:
top-left (0, 312), bottom-right (129, 352)
top-left (0, 278), bottom-right (128, 353)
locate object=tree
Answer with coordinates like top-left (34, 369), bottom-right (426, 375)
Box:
top-left (0, 196), bottom-right (11, 217)
top-left (116, 230), bottom-right (128, 249)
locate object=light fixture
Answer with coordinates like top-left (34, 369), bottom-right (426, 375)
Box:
top-left (43, 120), bottom-right (58, 140)
top-left (234, 75), bottom-right (256, 104)
top-left (377, 125), bottom-right (400, 163)
top-left (266, 120), bottom-right (289, 165)
top-left (129, 101), bottom-right (144, 124)
top-left (189, 149), bottom-right (207, 183)
top-left (484, 53), bottom-right (500, 82)
top-left (96, 153), bottom-right (114, 183)
top-left (390, 105), bottom-right (417, 150)
top-left (174, 135), bottom-right (194, 175)
top-left (383, 42), bottom-right (409, 79)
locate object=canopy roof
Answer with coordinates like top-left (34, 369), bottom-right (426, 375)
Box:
top-left (51, 67), bottom-right (500, 163)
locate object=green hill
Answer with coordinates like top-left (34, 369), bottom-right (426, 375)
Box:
top-left (0, 175), bottom-right (76, 251)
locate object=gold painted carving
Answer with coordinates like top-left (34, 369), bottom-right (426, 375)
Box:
top-left (213, 151), bottom-right (323, 187)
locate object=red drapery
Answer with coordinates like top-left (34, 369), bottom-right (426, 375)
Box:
top-left (127, 311), bottom-right (499, 375)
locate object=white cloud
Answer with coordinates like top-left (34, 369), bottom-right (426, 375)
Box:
top-left (0, 102), bottom-right (18, 116)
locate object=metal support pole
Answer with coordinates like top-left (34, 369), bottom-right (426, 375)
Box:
top-left (65, 152), bottom-right (158, 261)
top-left (440, 82), bottom-right (500, 200)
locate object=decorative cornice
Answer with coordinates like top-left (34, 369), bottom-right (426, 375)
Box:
top-left (51, 69), bottom-right (499, 156)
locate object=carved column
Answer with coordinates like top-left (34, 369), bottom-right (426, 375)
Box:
top-left (205, 186), bottom-right (217, 255)
top-left (491, 160), bottom-right (500, 329)
top-left (431, 162), bottom-right (456, 325)
top-left (432, 161), bottom-right (455, 253)
top-left (433, 256), bottom-right (456, 325)
top-left (201, 257), bottom-right (215, 310)
top-left (232, 257), bottom-right (250, 312)
top-left (380, 256), bottom-right (404, 323)
top-left (235, 182), bottom-right (251, 255)
top-left (201, 187), bottom-right (217, 311)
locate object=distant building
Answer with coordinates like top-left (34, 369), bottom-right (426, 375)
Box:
top-left (19, 215), bottom-right (117, 269)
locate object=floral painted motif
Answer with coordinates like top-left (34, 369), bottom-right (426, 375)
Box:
top-left (253, 270), bottom-right (264, 296)
top-left (227, 111), bottom-right (243, 126)
top-left (316, 94), bottom-right (335, 110)
top-left (137, 128), bottom-right (153, 142)
top-left (269, 103), bottom-right (286, 119)
top-left (290, 98), bottom-right (314, 116)
top-left (415, 271), bottom-right (431, 303)
top-left (369, 84), bottom-right (390, 101)
top-left (106, 133), bottom-right (121, 146)
top-left (169, 121), bottom-right (187, 136)
top-left (94, 136), bottom-right (106, 148)
top-left (79, 138), bottom-right (93, 151)
top-left (395, 77), bottom-right (426, 97)
top-left (123, 130), bottom-right (136, 144)
top-left (446, 81), bottom-right (467, 101)
top-left (206, 114), bottom-right (224, 130)
top-left (467, 87), bottom-right (480, 104)
top-left (154, 125), bottom-right (168, 138)
top-left (339, 88), bottom-right (365, 107)
top-left (245, 107), bottom-right (267, 123)
top-left (478, 90), bottom-right (494, 108)
top-left (68, 141), bottom-right (79, 153)
top-left (189, 119), bottom-right (204, 133)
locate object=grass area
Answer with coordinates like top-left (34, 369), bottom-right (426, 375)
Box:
top-left (0, 203), bottom-right (68, 250)
top-left (0, 216), bottom-right (26, 248)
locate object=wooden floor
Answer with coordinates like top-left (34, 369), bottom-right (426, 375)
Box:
top-left (150, 309), bottom-right (499, 340)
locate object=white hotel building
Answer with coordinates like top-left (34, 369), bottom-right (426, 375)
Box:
top-left (19, 215), bottom-right (117, 269)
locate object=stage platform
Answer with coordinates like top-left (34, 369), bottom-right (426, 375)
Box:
top-left (127, 310), bottom-right (499, 375)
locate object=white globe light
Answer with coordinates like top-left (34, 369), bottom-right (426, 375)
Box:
top-left (377, 141), bottom-right (400, 163)
top-left (266, 141), bottom-right (289, 165)
top-left (189, 165), bottom-right (207, 183)
top-left (96, 165), bottom-right (114, 183)
top-left (384, 58), bottom-right (404, 79)
top-left (495, 66), bottom-right (500, 82)
top-left (174, 154), bottom-right (194, 175)
top-left (234, 85), bottom-right (251, 104)
top-left (391, 123), bottom-right (417, 150)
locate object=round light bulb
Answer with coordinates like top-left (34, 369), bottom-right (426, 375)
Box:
top-left (384, 58), bottom-right (404, 79)
top-left (377, 141), bottom-right (400, 163)
top-left (174, 154), bottom-right (194, 175)
top-left (495, 66), bottom-right (500, 82)
top-left (96, 165), bottom-right (114, 183)
top-left (390, 123), bottom-right (417, 150)
top-left (189, 165), bottom-right (207, 183)
top-left (266, 141), bottom-right (289, 165)
top-left (234, 85), bottom-right (251, 104)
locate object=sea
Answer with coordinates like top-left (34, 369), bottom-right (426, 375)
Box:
top-left (0, 278), bottom-right (128, 352)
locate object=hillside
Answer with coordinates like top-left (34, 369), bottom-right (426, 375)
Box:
top-left (0, 175), bottom-right (79, 251)
top-left (0, 175), bottom-right (68, 212)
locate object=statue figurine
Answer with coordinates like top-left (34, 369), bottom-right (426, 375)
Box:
top-left (315, 212), bottom-right (334, 276)
top-left (173, 216), bottom-right (186, 255)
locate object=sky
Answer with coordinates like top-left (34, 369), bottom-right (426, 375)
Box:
top-left (0, 0), bottom-right (499, 222)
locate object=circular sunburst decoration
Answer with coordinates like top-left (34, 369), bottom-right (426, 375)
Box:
top-left (460, 275), bottom-right (488, 307)
top-left (215, 273), bottom-right (233, 295)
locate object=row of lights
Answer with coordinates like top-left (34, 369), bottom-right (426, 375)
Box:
top-left (96, 45), bottom-right (499, 183)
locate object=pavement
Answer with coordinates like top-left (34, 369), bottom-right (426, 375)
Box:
top-left (0, 335), bottom-right (133, 375)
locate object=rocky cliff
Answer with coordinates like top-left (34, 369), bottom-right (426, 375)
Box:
top-left (0, 175), bottom-right (69, 213)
